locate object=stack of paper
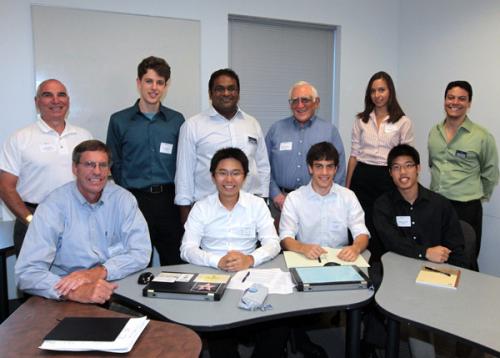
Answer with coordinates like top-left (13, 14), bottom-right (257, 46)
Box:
top-left (39, 316), bottom-right (149, 353)
top-left (227, 268), bottom-right (295, 294)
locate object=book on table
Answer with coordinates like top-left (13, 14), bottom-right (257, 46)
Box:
top-left (283, 247), bottom-right (370, 268)
top-left (143, 272), bottom-right (231, 301)
top-left (415, 265), bottom-right (461, 289)
top-left (39, 316), bottom-right (149, 353)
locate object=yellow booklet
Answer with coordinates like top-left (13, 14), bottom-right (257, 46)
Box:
top-left (283, 247), bottom-right (370, 268)
top-left (415, 265), bottom-right (461, 289)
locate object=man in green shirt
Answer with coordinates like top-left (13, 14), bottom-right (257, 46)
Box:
top-left (428, 80), bottom-right (499, 270)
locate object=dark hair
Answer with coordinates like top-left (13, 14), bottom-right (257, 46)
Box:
top-left (306, 141), bottom-right (339, 167)
top-left (208, 68), bottom-right (240, 92)
top-left (445, 81), bottom-right (473, 101)
top-left (137, 56), bottom-right (171, 81)
top-left (357, 71), bottom-right (405, 124)
top-left (72, 140), bottom-right (111, 165)
top-left (210, 147), bottom-right (249, 176)
top-left (387, 144), bottom-right (420, 168)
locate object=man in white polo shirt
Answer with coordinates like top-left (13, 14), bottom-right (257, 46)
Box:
top-left (0, 79), bottom-right (92, 256)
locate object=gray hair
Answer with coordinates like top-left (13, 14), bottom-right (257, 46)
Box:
top-left (288, 81), bottom-right (319, 100)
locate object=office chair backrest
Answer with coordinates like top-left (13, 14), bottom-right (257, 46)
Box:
top-left (459, 220), bottom-right (476, 270)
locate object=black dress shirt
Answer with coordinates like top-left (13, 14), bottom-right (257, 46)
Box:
top-left (373, 184), bottom-right (467, 268)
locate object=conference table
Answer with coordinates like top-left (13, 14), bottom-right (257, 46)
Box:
top-left (113, 254), bottom-right (374, 358)
top-left (376, 252), bottom-right (500, 358)
top-left (0, 296), bottom-right (202, 357)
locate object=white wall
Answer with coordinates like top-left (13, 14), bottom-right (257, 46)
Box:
top-left (398, 0), bottom-right (500, 276)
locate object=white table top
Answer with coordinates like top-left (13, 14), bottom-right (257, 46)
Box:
top-left (114, 254), bottom-right (374, 331)
top-left (376, 252), bottom-right (500, 355)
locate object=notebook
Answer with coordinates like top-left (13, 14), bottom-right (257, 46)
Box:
top-left (143, 272), bottom-right (231, 301)
top-left (416, 265), bottom-right (461, 289)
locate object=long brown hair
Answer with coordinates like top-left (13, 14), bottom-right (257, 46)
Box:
top-left (357, 71), bottom-right (405, 124)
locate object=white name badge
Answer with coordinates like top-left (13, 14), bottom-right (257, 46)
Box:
top-left (159, 142), bottom-right (173, 154)
top-left (384, 123), bottom-right (398, 133)
top-left (396, 216), bottom-right (412, 227)
top-left (279, 141), bottom-right (293, 151)
top-left (39, 143), bottom-right (57, 152)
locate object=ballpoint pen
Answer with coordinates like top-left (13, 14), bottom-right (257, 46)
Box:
top-left (424, 266), bottom-right (451, 277)
top-left (241, 271), bottom-right (250, 282)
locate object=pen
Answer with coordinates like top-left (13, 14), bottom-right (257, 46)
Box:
top-left (242, 271), bottom-right (250, 282)
top-left (318, 256), bottom-right (322, 263)
top-left (424, 266), bottom-right (451, 277)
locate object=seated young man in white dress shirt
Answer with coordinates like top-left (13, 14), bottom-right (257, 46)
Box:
top-left (279, 141), bottom-right (370, 358)
top-left (180, 147), bottom-right (285, 357)
top-left (180, 147), bottom-right (280, 270)
top-left (280, 141), bottom-right (369, 261)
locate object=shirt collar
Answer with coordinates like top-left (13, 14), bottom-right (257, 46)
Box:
top-left (208, 105), bottom-right (243, 121)
top-left (71, 181), bottom-right (107, 208)
top-left (389, 184), bottom-right (429, 205)
top-left (36, 117), bottom-right (77, 136)
top-left (292, 114), bottom-right (316, 129)
top-left (440, 115), bottom-right (472, 133)
top-left (305, 180), bottom-right (337, 199)
top-left (132, 99), bottom-right (168, 121)
top-left (215, 190), bottom-right (249, 210)
top-left (369, 111), bottom-right (389, 123)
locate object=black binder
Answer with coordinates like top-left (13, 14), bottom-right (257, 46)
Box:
top-left (44, 317), bottom-right (129, 341)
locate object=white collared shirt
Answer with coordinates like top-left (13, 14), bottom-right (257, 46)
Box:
top-left (280, 182), bottom-right (370, 247)
top-left (0, 118), bottom-right (92, 203)
top-left (174, 106), bottom-right (270, 205)
top-left (180, 191), bottom-right (280, 268)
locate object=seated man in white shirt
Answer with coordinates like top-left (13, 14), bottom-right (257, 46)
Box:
top-left (180, 147), bottom-right (285, 357)
top-left (180, 147), bottom-right (280, 271)
top-left (280, 141), bottom-right (370, 358)
top-left (280, 141), bottom-right (369, 261)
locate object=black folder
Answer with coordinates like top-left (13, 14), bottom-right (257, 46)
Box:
top-left (44, 317), bottom-right (129, 341)
top-left (290, 265), bottom-right (371, 292)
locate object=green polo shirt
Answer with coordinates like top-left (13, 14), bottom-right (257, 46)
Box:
top-left (428, 116), bottom-right (499, 201)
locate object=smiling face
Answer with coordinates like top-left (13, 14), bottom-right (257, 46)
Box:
top-left (212, 158), bottom-right (246, 203)
top-left (137, 69), bottom-right (167, 112)
top-left (209, 75), bottom-right (240, 119)
top-left (308, 159), bottom-right (336, 196)
top-left (370, 78), bottom-right (390, 110)
top-left (72, 150), bottom-right (110, 203)
top-left (389, 155), bottom-right (420, 192)
top-left (444, 86), bottom-right (471, 122)
top-left (290, 84), bottom-right (319, 124)
top-left (35, 80), bottom-right (70, 123)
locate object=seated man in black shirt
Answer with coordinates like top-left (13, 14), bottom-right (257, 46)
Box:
top-left (374, 144), bottom-right (467, 268)
top-left (373, 144), bottom-right (467, 358)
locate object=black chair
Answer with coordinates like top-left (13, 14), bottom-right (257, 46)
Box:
top-left (459, 220), bottom-right (477, 271)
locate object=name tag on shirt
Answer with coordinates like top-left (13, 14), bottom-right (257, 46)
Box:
top-left (279, 142), bottom-right (293, 151)
top-left (160, 142), bottom-right (173, 154)
top-left (384, 123), bottom-right (398, 133)
top-left (455, 150), bottom-right (467, 159)
top-left (237, 226), bottom-right (254, 236)
top-left (396, 216), bottom-right (411, 227)
top-left (39, 143), bottom-right (57, 152)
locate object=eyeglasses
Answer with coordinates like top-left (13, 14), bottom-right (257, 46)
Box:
top-left (78, 161), bottom-right (110, 170)
top-left (215, 170), bottom-right (243, 178)
top-left (288, 96), bottom-right (314, 106)
top-left (390, 163), bottom-right (416, 172)
top-left (213, 85), bottom-right (239, 94)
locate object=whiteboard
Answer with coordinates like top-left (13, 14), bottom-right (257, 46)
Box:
top-left (32, 5), bottom-right (201, 141)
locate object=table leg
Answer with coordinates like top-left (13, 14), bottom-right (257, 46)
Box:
top-left (346, 308), bottom-right (361, 358)
top-left (386, 318), bottom-right (400, 358)
top-left (0, 247), bottom-right (12, 322)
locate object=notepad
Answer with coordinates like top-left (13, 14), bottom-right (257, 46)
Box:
top-left (416, 265), bottom-right (461, 289)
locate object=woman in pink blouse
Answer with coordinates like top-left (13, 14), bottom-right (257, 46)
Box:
top-left (346, 71), bottom-right (414, 262)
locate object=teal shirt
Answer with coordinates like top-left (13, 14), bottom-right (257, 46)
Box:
top-left (106, 100), bottom-right (184, 189)
top-left (428, 116), bottom-right (499, 201)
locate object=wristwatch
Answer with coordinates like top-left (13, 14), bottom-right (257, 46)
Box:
top-left (25, 214), bottom-right (33, 224)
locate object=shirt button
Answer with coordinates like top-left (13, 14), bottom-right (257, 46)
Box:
top-left (413, 236), bottom-right (416, 240)
top-left (299, 140), bottom-right (303, 144)
top-left (412, 222), bottom-right (415, 224)
top-left (298, 152), bottom-right (302, 156)
top-left (410, 207), bottom-right (413, 210)
top-left (296, 178), bottom-right (300, 182)
top-left (418, 254), bottom-right (422, 258)
top-left (297, 165), bottom-right (301, 168)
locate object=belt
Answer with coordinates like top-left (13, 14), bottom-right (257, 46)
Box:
top-left (132, 184), bottom-right (174, 194)
top-left (280, 187), bottom-right (295, 194)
